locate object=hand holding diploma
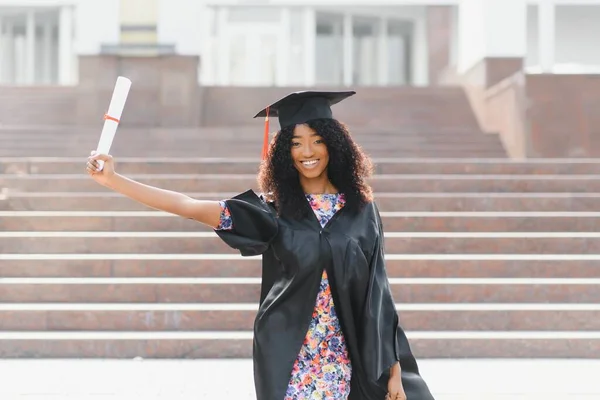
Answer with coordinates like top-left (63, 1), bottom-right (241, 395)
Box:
top-left (94, 76), bottom-right (132, 171)
top-left (86, 151), bottom-right (116, 186)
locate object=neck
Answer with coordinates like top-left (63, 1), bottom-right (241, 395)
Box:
top-left (300, 175), bottom-right (337, 195)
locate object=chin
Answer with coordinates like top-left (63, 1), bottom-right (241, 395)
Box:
top-left (298, 169), bottom-right (327, 180)
top-left (295, 161), bottom-right (328, 180)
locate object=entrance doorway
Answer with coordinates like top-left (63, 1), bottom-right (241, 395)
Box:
top-left (206, 5), bottom-right (418, 87)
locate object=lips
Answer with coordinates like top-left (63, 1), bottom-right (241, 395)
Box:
top-left (301, 160), bottom-right (319, 168)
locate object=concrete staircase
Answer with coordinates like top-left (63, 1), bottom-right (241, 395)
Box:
top-left (1, 157), bottom-right (599, 359)
top-left (0, 85), bottom-right (597, 360)
top-left (0, 86), bottom-right (506, 158)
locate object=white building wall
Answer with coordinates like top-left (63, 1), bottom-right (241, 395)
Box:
top-left (0, 0), bottom-right (120, 55)
top-left (157, 0), bottom-right (204, 56)
top-left (457, 0), bottom-right (527, 73)
top-left (4, 0), bottom-right (600, 86)
top-left (457, 0), bottom-right (485, 73)
top-left (527, 4), bottom-right (600, 71)
top-left (73, 0), bottom-right (120, 54)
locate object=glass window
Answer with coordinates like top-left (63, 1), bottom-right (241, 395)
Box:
top-left (353, 16), bottom-right (378, 85)
top-left (315, 12), bottom-right (343, 85)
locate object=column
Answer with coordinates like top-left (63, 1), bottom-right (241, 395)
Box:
top-left (457, 0), bottom-right (527, 73)
top-left (277, 7), bottom-right (291, 86)
top-left (449, 5), bottom-right (459, 68)
top-left (377, 17), bottom-right (388, 86)
top-left (25, 10), bottom-right (35, 85)
top-left (216, 6), bottom-right (229, 86)
top-left (5, 20), bottom-right (13, 84)
top-left (538, 0), bottom-right (555, 73)
top-left (199, 5), bottom-right (214, 85)
top-left (58, 5), bottom-right (74, 85)
top-left (342, 13), bottom-right (353, 86)
top-left (403, 34), bottom-right (412, 85)
top-left (412, 13), bottom-right (428, 86)
top-left (0, 16), bottom-right (4, 84)
top-left (303, 7), bottom-right (316, 86)
top-left (42, 20), bottom-right (53, 84)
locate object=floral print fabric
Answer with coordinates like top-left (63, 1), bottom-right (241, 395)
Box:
top-left (216, 193), bottom-right (352, 399)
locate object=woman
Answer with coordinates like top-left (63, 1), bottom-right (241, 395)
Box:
top-left (86, 90), bottom-right (435, 400)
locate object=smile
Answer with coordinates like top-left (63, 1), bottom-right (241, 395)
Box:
top-left (301, 160), bottom-right (319, 168)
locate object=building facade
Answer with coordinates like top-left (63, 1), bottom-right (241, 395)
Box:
top-left (0, 0), bottom-right (600, 87)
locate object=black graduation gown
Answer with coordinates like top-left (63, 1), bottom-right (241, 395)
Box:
top-left (215, 190), bottom-right (435, 400)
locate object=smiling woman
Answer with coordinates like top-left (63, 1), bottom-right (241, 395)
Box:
top-left (256, 91), bottom-right (375, 220)
top-left (291, 123), bottom-right (330, 181)
top-left (86, 90), bottom-right (435, 400)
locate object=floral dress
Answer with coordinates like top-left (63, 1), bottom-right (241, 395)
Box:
top-left (216, 193), bottom-right (352, 399)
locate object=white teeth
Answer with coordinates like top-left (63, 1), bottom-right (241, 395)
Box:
top-left (302, 160), bottom-right (318, 166)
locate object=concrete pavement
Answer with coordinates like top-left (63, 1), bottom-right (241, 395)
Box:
top-left (0, 358), bottom-right (598, 399)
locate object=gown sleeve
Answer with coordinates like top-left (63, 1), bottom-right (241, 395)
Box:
top-left (215, 201), bottom-right (234, 231)
top-left (362, 204), bottom-right (422, 388)
top-left (213, 189), bottom-right (278, 257)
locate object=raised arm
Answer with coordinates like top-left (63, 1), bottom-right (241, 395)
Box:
top-left (86, 152), bottom-right (222, 228)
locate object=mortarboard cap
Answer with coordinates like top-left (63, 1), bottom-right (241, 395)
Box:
top-left (254, 90), bottom-right (356, 159)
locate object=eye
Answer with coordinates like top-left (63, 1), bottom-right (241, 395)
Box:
top-left (315, 139), bottom-right (324, 144)
top-left (291, 142), bottom-right (301, 147)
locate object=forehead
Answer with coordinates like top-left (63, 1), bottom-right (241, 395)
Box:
top-left (292, 124), bottom-right (318, 138)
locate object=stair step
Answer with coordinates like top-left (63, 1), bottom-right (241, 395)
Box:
top-left (3, 232), bottom-right (600, 254)
top-left (4, 174), bottom-right (600, 193)
top-left (4, 192), bottom-right (600, 211)
top-left (5, 211), bottom-right (600, 232)
top-left (0, 333), bottom-right (598, 358)
top-left (1, 258), bottom-right (599, 278)
top-left (0, 277), bottom-right (597, 303)
top-left (3, 158), bottom-right (600, 175)
top-left (0, 210), bottom-right (588, 231)
top-left (0, 307), bottom-right (597, 331)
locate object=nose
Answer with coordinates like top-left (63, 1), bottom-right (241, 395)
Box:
top-left (301, 143), bottom-right (314, 158)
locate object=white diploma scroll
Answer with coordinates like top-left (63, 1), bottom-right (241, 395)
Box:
top-left (96, 76), bottom-right (132, 171)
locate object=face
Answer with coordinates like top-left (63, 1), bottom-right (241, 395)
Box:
top-left (290, 124), bottom-right (330, 180)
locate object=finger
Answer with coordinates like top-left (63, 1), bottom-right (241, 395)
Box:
top-left (86, 161), bottom-right (100, 173)
top-left (89, 153), bottom-right (112, 162)
top-left (90, 150), bottom-right (97, 156)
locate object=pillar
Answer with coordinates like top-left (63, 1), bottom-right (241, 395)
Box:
top-left (25, 10), bottom-right (35, 85)
top-left (538, 0), bottom-right (556, 73)
top-left (277, 7), bottom-right (291, 86)
top-left (377, 17), bottom-right (388, 86)
top-left (457, 0), bottom-right (527, 74)
top-left (59, 5), bottom-right (74, 85)
top-left (4, 20), bottom-right (13, 84)
top-left (342, 13), bottom-right (353, 86)
top-left (412, 13), bottom-right (428, 86)
top-left (303, 7), bottom-right (316, 86)
top-left (0, 16), bottom-right (4, 84)
top-left (216, 6), bottom-right (229, 86)
top-left (42, 20), bottom-right (53, 84)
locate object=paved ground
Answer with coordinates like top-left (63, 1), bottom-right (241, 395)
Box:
top-left (0, 358), bottom-right (599, 399)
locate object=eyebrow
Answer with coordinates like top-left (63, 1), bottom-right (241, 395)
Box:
top-left (292, 133), bottom-right (320, 139)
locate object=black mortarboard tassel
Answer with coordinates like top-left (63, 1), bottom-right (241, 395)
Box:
top-left (254, 90), bottom-right (356, 160)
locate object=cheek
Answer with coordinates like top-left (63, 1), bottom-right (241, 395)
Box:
top-left (290, 148), bottom-right (301, 162)
top-left (319, 147), bottom-right (330, 161)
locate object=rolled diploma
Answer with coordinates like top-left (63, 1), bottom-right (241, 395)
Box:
top-left (96, 76), bottom-right (132, 171)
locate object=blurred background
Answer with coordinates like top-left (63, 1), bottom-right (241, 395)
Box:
top-left (1, 0), bottom-right (600, 399)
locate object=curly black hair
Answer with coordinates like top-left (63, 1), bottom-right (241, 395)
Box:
top-left (257, 118), bottom-right (374, 219)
